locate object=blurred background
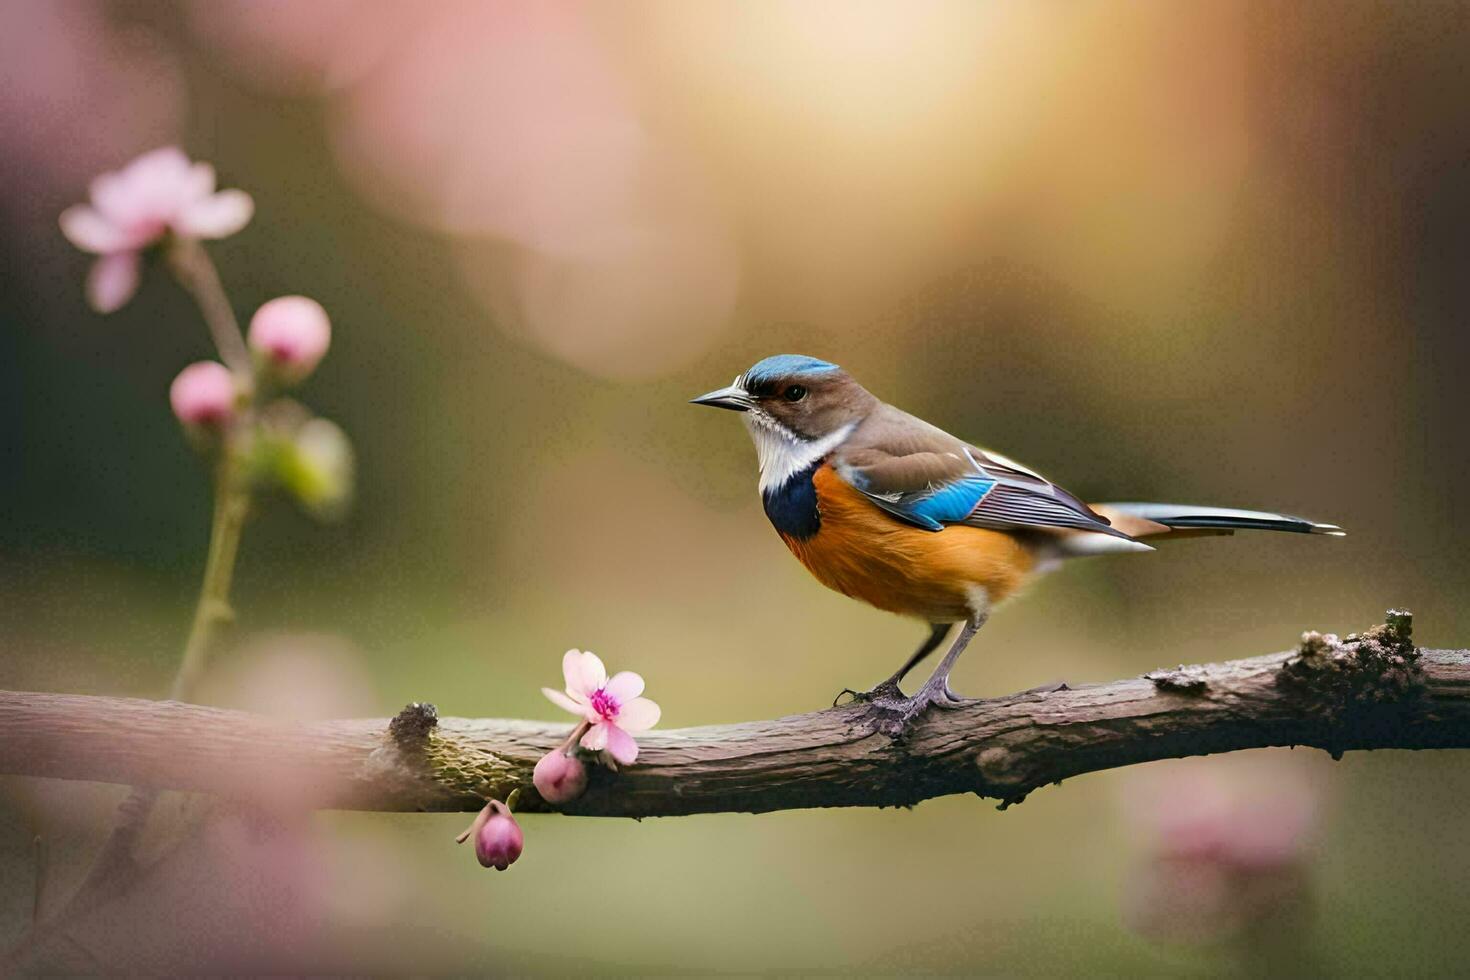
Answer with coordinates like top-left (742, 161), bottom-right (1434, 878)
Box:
top-left (3, 0), bottom-right (1469, 973)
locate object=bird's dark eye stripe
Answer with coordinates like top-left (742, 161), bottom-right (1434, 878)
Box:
top-left (746, 379), bottom-right (809, 400)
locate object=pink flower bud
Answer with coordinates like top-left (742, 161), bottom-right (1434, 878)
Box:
top-left (533, 749), bottom-right (588, 804)
top-left (248, 296), bottom-right (331, 383)
top-left (473, 800), bottom-right (523, 871)
top-left (169, 361), bottom-right (236, 427)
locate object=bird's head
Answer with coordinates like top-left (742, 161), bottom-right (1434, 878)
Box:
top-left (691, 354), bottom-right (877, 488)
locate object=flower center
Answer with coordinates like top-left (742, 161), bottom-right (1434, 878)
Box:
top-left (589, 687), bottom-right (619, 721)
top-left (128, 217), bottom-right (168, 240)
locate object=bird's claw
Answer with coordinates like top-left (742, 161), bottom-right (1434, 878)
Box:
top-left (851, 692), bottom-right (928, 739)
top-left (929, 687), bottom-right (977, 709)
top-left (847, 681), bottom-right (973, 739)
top-left (832, 679), bottom-right (903, 708)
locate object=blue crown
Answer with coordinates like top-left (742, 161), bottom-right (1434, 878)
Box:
top-left (744, 354), bottom-right (840, 385)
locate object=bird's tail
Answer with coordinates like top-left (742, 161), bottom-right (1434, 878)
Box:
top-left (1091, 502), bottom-right (1345, 539)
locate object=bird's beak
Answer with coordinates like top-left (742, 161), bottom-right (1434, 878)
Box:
top-left (689, 384), bottom-right (753, 412)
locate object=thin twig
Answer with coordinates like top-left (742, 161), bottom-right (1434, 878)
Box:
top-left (170, 457), bottom-right (249, 700)
top-left (165, 236), bottom-right (252, 378)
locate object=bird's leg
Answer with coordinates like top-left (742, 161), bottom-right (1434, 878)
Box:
top-left (883, 622), bottom-right (954, 692)
top-left (912, 612), bottom-right (987, 707)
top-left (851, 614), bottom-right (987, 738)
top-left (833, 622), bottom-right (951, 706)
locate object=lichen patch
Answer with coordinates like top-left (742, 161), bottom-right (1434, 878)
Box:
top-left (1277, 609), bottom-right (1422, 756)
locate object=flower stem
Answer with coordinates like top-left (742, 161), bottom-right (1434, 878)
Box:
top-left (166, 236), bottom-right (252, 379)
top-left (456, 803), bottom-right (494, 844)
top-left (560, 720), bottom-right (591, 753)
top-left (169, 454), bottom-right (249, 700)
top-left (164, 237), bottom-right (256, 699)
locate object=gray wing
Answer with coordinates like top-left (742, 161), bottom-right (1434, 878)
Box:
top-left (833, 405), bottom-right (1130, 538)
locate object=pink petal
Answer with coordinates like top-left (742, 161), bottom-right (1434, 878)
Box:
top-left (91, 147), bottom-right (190, 224)
top-left (183, 162), bottom-right (217, 202)
top-left (86, 252), bottom-right (141, 314)
top-left (118, 147), bottom-right (195, 222)
top-left (124, 146), bottom-right (192, 192)
top-left (176, 189), bottom-right (254, 238)
top-left (123, 145), bottom-right (191, 181)
top-left (59, 205), bottom-right (131, 254)
top-left (603, 671), bottom-right (644, 702)
top-left (541, 687), bottom-right (584, 717)
top-left (573, 650), bottom-right (607, 696)
top-left (604, 725), bottom-right (639, 765)
top-left (88, 171), bottom-right (134, 225)
top-left (615, 697), bottom-right (660, 732)
top-left (580, 721), bottom-right (610, 752)
top-left (561, 649), bottom-right (587, 695)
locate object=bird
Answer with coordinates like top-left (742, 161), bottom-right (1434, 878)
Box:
top-left (691, 354), bottom-right (1343, 735)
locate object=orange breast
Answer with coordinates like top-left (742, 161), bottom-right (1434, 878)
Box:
top-left (780, 465), bottom-right (1036, 622)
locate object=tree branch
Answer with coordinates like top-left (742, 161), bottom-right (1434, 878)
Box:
top-left (3, 614), bottom-right (1466, 814)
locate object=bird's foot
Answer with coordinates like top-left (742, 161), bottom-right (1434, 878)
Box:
top-left (832, 679), bottom-right (904, 708)
top-left (848, 678), bottom-right (976, 739)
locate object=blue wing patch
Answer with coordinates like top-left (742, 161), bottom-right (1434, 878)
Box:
top-left (900, 476), bottom-right (998, 530)
top-left (843, 465), bottom-right (997, 532)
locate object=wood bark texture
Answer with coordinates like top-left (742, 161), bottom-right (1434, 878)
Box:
top-left (2, 613), bottom-right (1464, 815)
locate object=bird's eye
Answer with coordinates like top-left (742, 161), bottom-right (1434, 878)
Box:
top-left (783, 384), bottom-right (807, 402)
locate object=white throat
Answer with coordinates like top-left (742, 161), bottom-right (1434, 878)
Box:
top-left (744, 413), bottom-right (855, 494)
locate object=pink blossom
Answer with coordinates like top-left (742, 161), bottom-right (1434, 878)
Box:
top-left (469, 800), bottom-right (523, 871)
top-left (532, 749), bottom-right (588, 804)
top-left (542, 650), bottom-right (660, 765)
top-left (59, 146), bottom-right (254, 312)
top-left (248, 296), bottom-right (332, 382)
top-left (1121, 758), bottom-right (1324, 945)
top-left (169, 361), bottom-right (237, 427)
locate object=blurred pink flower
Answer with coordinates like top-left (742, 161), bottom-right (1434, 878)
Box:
top-left (542, 650), bottom-right (660, 765)
top-left (169, 361), bottom-right (237, 427)
top-left (249, 296), bottom-right (332, 382)
top-left (321, 0), bottom-right (739, 380)
top-left (184, 0), bottom-right (408, 97)
top-left (59, 146), bottom-right (254, 312)
top-left (532, 748), bottom-right (588, 804)
top-left (1121, 757), bottom-right (1324, 946)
